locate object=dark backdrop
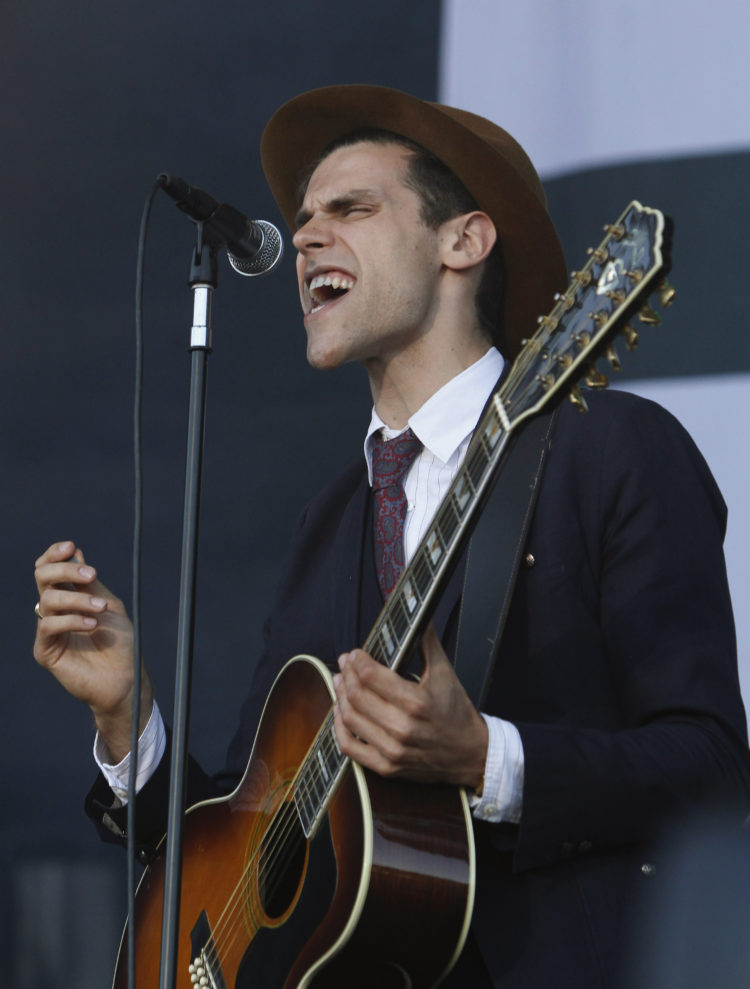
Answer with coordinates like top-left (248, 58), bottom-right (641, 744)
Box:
top-left (1, 3), bottom-right (441, 984)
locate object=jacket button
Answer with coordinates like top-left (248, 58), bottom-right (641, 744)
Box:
top-left (524, 553), bottom-right (535, 568)
top-left (578, 840), bottom-right (592, 853)
top-left (641, 862), bottom-right (656, 877)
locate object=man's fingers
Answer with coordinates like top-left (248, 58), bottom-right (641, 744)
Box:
top-left (334, 652), bottom-right (426, 756)
top-left (34, 541), bottom-right (77, 569)
top-left (35, 559), bottom-right (96, 591)
top-left (35, 613), bottom-right (100, 649)
top-left (39, 587), bottom-right (108, 619)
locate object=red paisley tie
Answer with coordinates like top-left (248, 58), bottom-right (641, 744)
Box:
top-left (371, 427), bottom-right (422, 599)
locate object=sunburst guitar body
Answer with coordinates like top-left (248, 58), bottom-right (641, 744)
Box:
top-left (113, 655), bottom-right (475, 988)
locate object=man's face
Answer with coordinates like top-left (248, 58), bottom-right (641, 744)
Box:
top-left (293, 141), bottom-right (446, 373)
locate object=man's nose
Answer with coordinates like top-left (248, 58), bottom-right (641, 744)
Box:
top-left (292, 214), bottom-right (333, 252)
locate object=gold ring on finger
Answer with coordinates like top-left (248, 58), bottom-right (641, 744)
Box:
top-left (34, 602), bottom-right (44, 620)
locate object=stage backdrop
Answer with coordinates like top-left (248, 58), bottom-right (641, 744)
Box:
top-left (1, 1), bottom-right (747, 985)
top-left (441, 0), bottom-right (750, 697)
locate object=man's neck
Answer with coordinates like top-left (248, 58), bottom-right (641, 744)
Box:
top-left (369, 333), bottom-right (493, 430)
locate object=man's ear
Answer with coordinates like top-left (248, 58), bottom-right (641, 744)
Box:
top-left (440, 211), bottom-right (497, 272)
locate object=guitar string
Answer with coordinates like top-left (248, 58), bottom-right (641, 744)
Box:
top-left (209, 728), bottom-right (350, 976)
top-left (193, 415), bottom-right (519, 974)
top-left (197, 757), bottom-right (323, 971)
top-left (197, 530), bottom-right (483, 972)
top-left (187, 239), bottom-right (645, 974)
top-left (196, 709), bottom-right (346, 973)
top-left (205, 795), bottom-right (307, 972)
top-left (191, 462), bottom-right (516, 973)
top-left (194, 398), bottom-right (521, 972)
top-left (202, 717), bottom-right (338, 961)
top-left (204, 225), bottom-right (655, 966)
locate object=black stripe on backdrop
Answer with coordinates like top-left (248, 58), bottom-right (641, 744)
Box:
top-left (545, 151), bottom-right (750, 380)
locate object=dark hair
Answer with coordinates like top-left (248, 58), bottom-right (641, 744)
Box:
top-left (297, 128), bottom-right (505, 348)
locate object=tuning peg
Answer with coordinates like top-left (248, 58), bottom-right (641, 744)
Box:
top-left (535, 372), bottom-right (556, 391)
top-left (603, 223), bottom-right (625, 240)
top-left (584, 364), bottom-right (609, 389)
top-left (569, 385), bottom-right (589, 412)
top-left (637, 304), bottom-right (661, 326)
top-left (622, 323), bottom-right (639, 351)
top-left (658, 280), bottom-right (676, 307)
top-left (605, 343), bottom-right (621, 371)
top-left (537, 314), bottom-right (559, 330)
top-left (591, 310), bottom-right (609, 330)
top-left (586, 246), bottom-right (608, 263)
top-left (554, 291), bottom-right (577, 312)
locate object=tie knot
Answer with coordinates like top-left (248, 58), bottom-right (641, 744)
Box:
top-left (371, 428), bottom-right (422, 492)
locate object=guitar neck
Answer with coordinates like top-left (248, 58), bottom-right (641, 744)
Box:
top-left (291, 199), bottom-right (673, 839)
top-left (293, 396), bottom-right (513, 839)
top-left (363, 394), bottom-right (512, 672)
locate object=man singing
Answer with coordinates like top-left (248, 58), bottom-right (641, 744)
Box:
top-left (34, 85), bottom-right (750, 987)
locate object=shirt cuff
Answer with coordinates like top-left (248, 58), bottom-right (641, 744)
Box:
top-left (469, 713), bottom-right (524, 823)
top-left (93, 700), bottom-right (166, 804)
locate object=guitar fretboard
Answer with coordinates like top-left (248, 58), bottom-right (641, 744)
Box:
top-left (289, 200), bottom-right (671, 840)
top-left (293, 396), bottom-right (512, 837)
top-left (364, 398), bottom-right (510, 669)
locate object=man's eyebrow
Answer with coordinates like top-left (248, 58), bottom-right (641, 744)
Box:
top-left (294, 189), bottom-right (380, 230)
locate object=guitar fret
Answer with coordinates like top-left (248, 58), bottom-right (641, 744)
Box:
top-left (316, 747), bottom-right (332, 785)
top-left (311, 760), bottom-right (327, 805)
top-left (436, 498), bottom-right (459, 546)
top-left (452, 473), bottom-right (473, 515)
top-left (425, 528), bottom-right (444, 568)
top-left (294, 725), bottom-right (345, 838)
top-left (320, 738), bottom-right (341, 783)
top-left (391, 594), bottom-right (409, 640)
top-left (484, 407), bottom-right (503, 450)
top-left (294, 778), bottom-right (315, 837)
top-left (402, 574), bottom-right (420, 614)
top-left (465, 446), bottom-right (488, 488)
top-left (412, 554), bottom-right (433, 594)
top-left (380, 618), bottom-right (396, 659)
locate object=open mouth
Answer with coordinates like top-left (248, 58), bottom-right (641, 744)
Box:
top-left (308, 272), bottom-right (355, 314)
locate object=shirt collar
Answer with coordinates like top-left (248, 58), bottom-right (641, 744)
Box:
top-left (364, 347), bottom-right (504, 484)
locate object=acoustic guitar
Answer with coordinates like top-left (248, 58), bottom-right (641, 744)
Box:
top-left (114, 201), bottom-right (673, 987)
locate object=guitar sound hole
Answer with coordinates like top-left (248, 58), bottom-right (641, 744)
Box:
top-left (258, 813), bottom-right (307, 919)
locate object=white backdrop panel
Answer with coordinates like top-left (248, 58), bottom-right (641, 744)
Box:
top-left (440, 0), bottom-right (750, 176)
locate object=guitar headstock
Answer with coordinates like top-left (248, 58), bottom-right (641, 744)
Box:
top-left (500, 200), bottom-right (674, 422)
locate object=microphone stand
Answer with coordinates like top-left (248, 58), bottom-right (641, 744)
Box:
top-left (159, 221), bottom-right (217, 989)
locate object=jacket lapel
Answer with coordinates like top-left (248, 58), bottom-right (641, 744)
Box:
top-left (330, 466), bottom-right (371, 658)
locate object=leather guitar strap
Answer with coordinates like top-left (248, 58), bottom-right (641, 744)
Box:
top-left (453, 407), bottom-right (558, 709)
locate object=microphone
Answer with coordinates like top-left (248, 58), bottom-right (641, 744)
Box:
top-left (158, 173), bottom-right (283, 276)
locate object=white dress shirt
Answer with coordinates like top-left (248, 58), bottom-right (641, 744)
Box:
top-left (97, 346), bottom-right (524, 822)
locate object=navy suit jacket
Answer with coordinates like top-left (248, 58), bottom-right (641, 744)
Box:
top-left (88, 389), bottom-right (750, 987)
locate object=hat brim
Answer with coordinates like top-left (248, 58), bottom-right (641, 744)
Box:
top-left (261, 84), bottom-right (567, 359)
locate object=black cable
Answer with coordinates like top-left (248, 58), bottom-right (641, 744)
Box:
top-left (127, 177), bottom-right (162, 989)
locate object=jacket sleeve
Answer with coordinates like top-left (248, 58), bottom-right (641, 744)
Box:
top-left (503, 392), bottom-right (750, 871)
top-left (84, 460), bottom-right (368, 857)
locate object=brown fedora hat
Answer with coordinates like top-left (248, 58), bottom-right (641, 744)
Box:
top-left (261, 84), bottom-right (568, 359)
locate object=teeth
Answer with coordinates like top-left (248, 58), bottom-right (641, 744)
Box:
top-left (309, 273), bottom-right (355, 292)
